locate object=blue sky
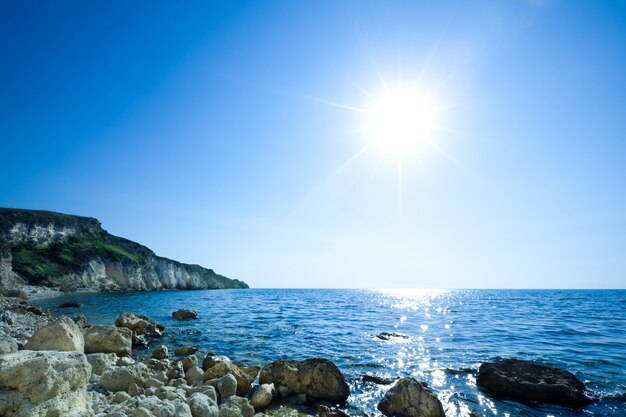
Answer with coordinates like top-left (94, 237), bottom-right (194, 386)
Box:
top-left (1, 1), bottom-right (625, 288)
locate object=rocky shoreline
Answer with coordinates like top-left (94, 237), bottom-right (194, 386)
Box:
top-left (0, 293), bottom-right (596, 417)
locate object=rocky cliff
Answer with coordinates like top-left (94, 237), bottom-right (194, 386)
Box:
top-left (0, 208), bottom-right (248, 291)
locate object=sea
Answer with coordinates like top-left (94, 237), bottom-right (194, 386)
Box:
top-left (32, 289), bottom-right (626, 417)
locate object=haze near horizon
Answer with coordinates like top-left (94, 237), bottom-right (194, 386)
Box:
top-left (1, 1), bottom-right (625, 289)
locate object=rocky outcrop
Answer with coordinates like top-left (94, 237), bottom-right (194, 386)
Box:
top-left (259, 358), bottom-right (350, 403)
top-left (115, 312), bottom-right (164, 346)
top-left (0, 350), bottom-right (92, 417)
top-left (84, 325), bottom-right (133, 356)
top-left (476, 359), bottom-right (592, 407)
top-left (172, 309), bottom-right (199, 320)
top-left (377, 377), bottom-right (445, 417)
top-left (24, 316), bottom-right (84, 352)
top-left (0, 207), bottom-right (248, 292)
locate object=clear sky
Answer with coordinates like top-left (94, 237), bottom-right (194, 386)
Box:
top-left (1, 1), bottom-right (625, 289)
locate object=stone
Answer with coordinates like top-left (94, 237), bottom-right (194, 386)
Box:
top-left (204, 361), bottom-right (254, 396)
top-left (205, 373), bottom-right (238, 399)
top-left (186, 365), bottom-right (205, 386)
top-left (167, 361), bottom-right (185, 380)
top-left (259, 358), bottom-right (350, 403)
top-left (219, 396), bottom-right (255, 417)
top-left (118, 356), bottom-right (136, 366)
top-left (24, 316), bottom-right (84, 352)
top-left (0, 335), bottom-right (18, 354)
top-left (242, 365), bottom-right (261, 381)
top-left (100, 365), bottom-right (151, 392)
top-left (172, 309), bottom-right (199, 320)
top-left (202, 352), bottom-right (230, 370)
top-left (187, 392), bottom-right (219, 417)
top-left (177, 345), bottom-right (200, 356)
top-left (87, 352), bottom-right (120, 375)
top-left (72, 315), bottom-right (92, 330)
top-left (318, 405), bottom-right (350, 417)
top-left (115, 312), bottom-right (164, 345)
top-left (153, 399), bottom-right (193, 417)
top-left (152, 345), bottom-right (170, 360)
top-left (133, 407), bottom-right (156, 417)
top-left (363, 374), bottom-right (394, 385)
top-left (59, 301), bottom-right (82, 308)
top-left (183, 354), bottom-right (200, 371)
top-left (377, 377), bottom-right (445, 417)
top-left (250, 383), bottom-right (276, 409)
top-left (476, 359), bottom-right (592, 407)
top-left (0, 350), bottom-right (91, 417)
top-left (112, 391), bottom-right (132, 403)
top-left (84, 325), bottom-right (133, 357)
top-left (129, 382), bottom-right (144, 397)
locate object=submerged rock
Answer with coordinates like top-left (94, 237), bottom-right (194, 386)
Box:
top-left (84, 325), bottom-right (133, 356)
top-left (362, 374), bottom-right (394, 385)
top-left (377, 377), bottom-right (445, 417)
top-left (259, 358), bottom-right (350, 403)
top-left (59, 301), bottom-right (82, 308)
top-left (24, 316), bottom-right (84, 352)
top-left (176, 345), bottom-right (200, 356)
top-left (476, 359), bottom-right (592, 407)
top-left (376, 332), bottom-right (409, 341)
top-left (0, 350), bottom-right (91, 417)
top-left (172, 309), bottom-right (199, 320)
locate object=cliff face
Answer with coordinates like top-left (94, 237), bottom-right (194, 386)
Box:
top-left (0, 208), bottom-right (248, 291)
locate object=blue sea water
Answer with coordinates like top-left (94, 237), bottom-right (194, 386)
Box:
top-left (33, 289), bottom-right (626, 417)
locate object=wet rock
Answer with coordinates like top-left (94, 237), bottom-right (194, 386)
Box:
top-left (377, 377), bottom-right (445, 417)
top-left (376, 332), bottom-right (409, 341)
top-left (152, 345), bottom-right (170, 360)
top-left (84, 325), bottom-right (133, 357)
top-left (362, 374), bottom-right (394, 385)
top-left (24, 316), bottom-right (84, 352)
top-left (176, 345), bottom-right (200, 356)
top-left (259, 358), bottom-right (350, 403)
top-left (318, 404), bottom-right (350, 417)
top-left (0, 350), bottom-right (91, 417)
top-left (219, 396), bottom-right (255, 417)
top-left (172, 309), bottom-right (199, 320)
top-left (115, 312), bottom-right (164, 345)
top-left (59, 301), bottom-right (82, 308)
top-left (204, 361), bottom-right (254, 396)
top-left (0, 335), bottom-right (18, 354)
top-left (250, 383), bottom-right (276, 409)
top-left (242, 365), bottom-right (261, 381)
top-left (476, 359), bottom-right (593, 407)
top-left (203, 352), bottom-right (230, 370)
top-left (153, 398), bottom-right (193, 417)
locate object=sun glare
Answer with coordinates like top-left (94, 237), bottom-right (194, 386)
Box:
top-left (367, 90), bottom-right (434, 155)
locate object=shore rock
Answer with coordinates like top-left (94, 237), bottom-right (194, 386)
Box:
top-left (172, 309), bottom-right (199, 320)
top-left (377, 377), bottom-right (445, 417)
top-left (152, 345), bottom-right (170, 360)
top-left (205, 373), bottom-right (238, 399)
top-left (0, 350), bottom-right (91, 417)
top-left (219, 396), bottom-right (255, 417)
top-left (100, 364), bottom-right (152, 392)
top-left (476, 359), bottom-right (592, 407)
top-left (24, 316), bottom-right (84, 352)
top-left (87, 352), bottom-right (120, 376)
top-left (259, 358), bottom-right (350, 403)
top-left (0, 334), bottom-right (18, 354)
top-left (84, 325), bottom-right (133, 356)
top-left (188, 392), bottom-right (219, 417)
top-left (376, 332), bottom-right (409, 341)
top-left (115, 312), bottom-right (164, 345)
top-left (186, 365), bottom-right (205, 386)
top-left (183, 354), bottom-right (199, 371)
top-left (250, 383), bottom-right (276, 409)
top-left (202, 352), bottom-right (230, 370)
top-left (204, 361), bottom-right (254, 396)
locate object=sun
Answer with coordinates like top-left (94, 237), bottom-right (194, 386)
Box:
top-left (366, 89), bottom-right (434, 155)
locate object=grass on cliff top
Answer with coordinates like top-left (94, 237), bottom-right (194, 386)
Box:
top-left (11, 235), bottom-right (145, 286)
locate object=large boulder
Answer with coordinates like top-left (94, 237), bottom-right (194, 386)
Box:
top-left (24, 316), bottom-right (84, 352)
top-left (0, 350), bottom-right (91, 417)
top-left (115, 312), bottom-right (164, 345)
top-left (204, 361), bottom-right (254, 397)
top-left (84, 325), bottom-right (133, 356)
top-left (172, 309), bottom-right (199, 320)
top-left (218, 396), bottom-right (255, 417)
top-left (0, 335), bottom-right (18, 354)
top-left (249, 383), bottom-right (276, 409)
top-left (87, 352), bottom-right (119, 376)
top-left (377, 377), bottom-right (445, 417)
top-left (476, 359), bottom-right (592, 407)
top-left (259, 358), bottom-right (350, 403)
top-left (187, 392), bottom-right (218, 417)
top-left (100, 364), bottom-right (152, 392)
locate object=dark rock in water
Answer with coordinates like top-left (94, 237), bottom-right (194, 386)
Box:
top-left (376, 332), bottom-right (409, 341)
top-left (362, 374), bottom-right (394, 385)
top-left (25, 306), bottom-right (45, 316)
top-left (317, 404), bottom-right (350, 417)
top-left (175, 345), bottom-right (199, 356)
top-left (172, 309), bottom-right (199, 320)
top-left (202, 351), bottom-right (230, 370)
top-left (115, 312), bottom-right (164, 346)
top-left (476, 359), bottom-right (593, 407)
top-left (151, 344), bottom-right (169, 360)
top-left (378, 377), bottom-right (445, 417)
top-left (259, 358), bottom-right (350, 403)
top-left (59, 301), bottom-right (82, 308)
